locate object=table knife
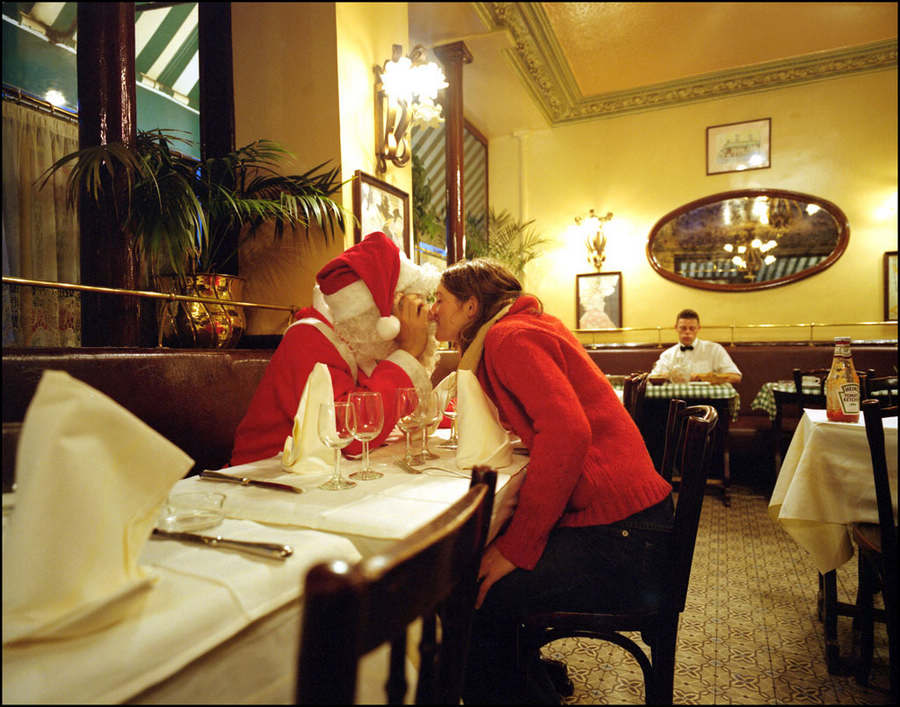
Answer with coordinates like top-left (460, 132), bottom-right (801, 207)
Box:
top-left (199, 469), bottom-right (303, 493)
top-left (152, 528), bottom-right (293, 560)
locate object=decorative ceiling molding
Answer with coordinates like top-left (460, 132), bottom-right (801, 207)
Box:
top-left (474, 2), bottom-right (898, 124)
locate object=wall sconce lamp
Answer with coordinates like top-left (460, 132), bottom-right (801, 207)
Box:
top-left (375, 44), bottom-right (448, 172)
top-left (577, 209), bottom-right (614, 271)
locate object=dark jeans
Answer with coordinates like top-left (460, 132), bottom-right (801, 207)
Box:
top-left (462, 495), bottom-right (674, 705)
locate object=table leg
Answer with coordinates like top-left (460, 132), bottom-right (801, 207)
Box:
top-left (821, 570), bottom-right (842, 673)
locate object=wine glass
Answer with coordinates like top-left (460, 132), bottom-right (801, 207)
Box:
top-left (418, 390), bottom-right (443, 460)
top-left (440, 397), bottom-right (459, 449)
top-left (395, 387), bottom-right (423, 467)
top-left (317, 401), bottom-right (356, 490)
top-left (347, 391), bottom-right (384, 480)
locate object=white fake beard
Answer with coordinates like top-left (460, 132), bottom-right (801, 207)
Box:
top-left (334, 311), bottom-right (438, 376)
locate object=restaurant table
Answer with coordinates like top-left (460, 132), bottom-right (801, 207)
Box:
top-left (769, 407), bottom-right (898, 673)
top-left (637, 382), bottom-right (740, 506)
top-left (751, 379), bottom-right (823, 420)
top-left (2, 429), bottom-right (528, 704)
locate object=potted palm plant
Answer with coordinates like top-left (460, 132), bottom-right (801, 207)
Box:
top-left (39, 129), bottom-right (347, 347)
top-left (464, 208), bottom-right (549, 282)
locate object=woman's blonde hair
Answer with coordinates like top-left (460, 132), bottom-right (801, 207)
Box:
top-left (439, 258), bottom-right (541, 353)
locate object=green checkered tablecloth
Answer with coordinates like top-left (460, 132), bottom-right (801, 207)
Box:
top-left (751, 380), bottom-right (805, 420)
top-left (752, 379), bottom-right (896, 420)
top-left (642, 382), bottom-right (740, 420)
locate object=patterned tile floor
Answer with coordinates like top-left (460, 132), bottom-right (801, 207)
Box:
top-left (544, 485), bottom-right (892, 705)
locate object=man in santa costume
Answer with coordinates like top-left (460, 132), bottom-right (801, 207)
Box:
top-left (230, 231), bottom-right (439, 465)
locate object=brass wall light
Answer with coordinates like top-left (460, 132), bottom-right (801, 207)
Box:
top-left (577, 210), bottom-right (614, 271)
top-left (375, 44), bottom-right (447, 172)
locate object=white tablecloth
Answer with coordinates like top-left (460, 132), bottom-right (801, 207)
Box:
top-left (768, 407), bottom-right (898, 573)
top-left (2, 430), bottom-right (528, 704)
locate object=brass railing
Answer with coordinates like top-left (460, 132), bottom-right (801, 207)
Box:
top-left (577, 320), bottom-right (898, 347)
top-left (2, 276), bottom-right (296, 314)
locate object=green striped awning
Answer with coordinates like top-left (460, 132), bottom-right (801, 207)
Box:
top-left (5, 1), bottom-right (199, 111)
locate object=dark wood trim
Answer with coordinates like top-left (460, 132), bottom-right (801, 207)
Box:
top-left (76, 2), bottom-right (153, 346)
top-left (464, 118), bottom-right (489, 227)
top-left (434, 42), bottom-right (472, 264)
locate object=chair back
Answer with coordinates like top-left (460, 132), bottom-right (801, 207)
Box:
top-left (863, 375), bottom-right (899, 407)
top-left (622, 371), bottom-right (649, 425)
top-left (792, 368), bottom-right (829, 409)
top-left (296, 467), bottom-right (497, 705)
top-left (862, 399), bottom-right (898, 586)
top-left (659, 401), bottom-right (718, 613)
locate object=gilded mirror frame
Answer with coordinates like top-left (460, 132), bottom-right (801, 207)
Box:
top-left (646, 188), bottom-right (850, 292)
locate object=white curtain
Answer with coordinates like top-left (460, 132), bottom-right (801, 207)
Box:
top-left (2, 99), bottom-right (81, 346)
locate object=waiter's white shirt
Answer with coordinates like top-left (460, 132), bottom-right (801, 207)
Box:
top-left (650, 338), bottom-right (741, 378)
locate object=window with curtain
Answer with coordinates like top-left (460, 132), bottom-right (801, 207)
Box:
top-left (2, 96), bottom-right (81, 346)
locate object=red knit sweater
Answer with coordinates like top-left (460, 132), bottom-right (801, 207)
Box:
top-left (478, 296), bottom-right (671, 570)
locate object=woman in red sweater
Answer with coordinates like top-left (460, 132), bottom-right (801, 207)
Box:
top-left (431, 259), bottom-right (674, 704)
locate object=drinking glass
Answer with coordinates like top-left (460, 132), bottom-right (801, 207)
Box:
top-left (348, 391), bottom-right (384, 480)
top-left (440, 397), bottom-right (459, 449)
top-left (395, 387), bottom-right (423, 467)
top-left (317, 401), bottom-right (356, 490)
top-left (418, 390), bottom-right (443, 460)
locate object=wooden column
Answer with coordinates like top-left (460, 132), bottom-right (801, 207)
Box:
top-left (198, 2), bottom-right (237, 274)
top-left (434, 42), bottom-right (472, 264)
top-left (76, 3), bottom-right (150, 346)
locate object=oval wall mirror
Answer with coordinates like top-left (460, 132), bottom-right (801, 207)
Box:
top-left (646, 189), bottom-right (849, 291)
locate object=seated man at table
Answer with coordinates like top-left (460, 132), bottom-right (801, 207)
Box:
top-left (230, 231), bottom-right (440, 465)
top-left (649, 308), bottom-right (742, 384)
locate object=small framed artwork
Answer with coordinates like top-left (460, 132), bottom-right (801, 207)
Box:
top-left (706, 117), bottom-right (771, 175)
top-left (353, 170), bottom-right (411, 257)
top-left (575, 272), bottom-right (622, 330)
top-left (885, 250), bottom-right (898, 321)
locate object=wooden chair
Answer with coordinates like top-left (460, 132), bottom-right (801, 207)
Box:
top-left (622, 371), bottom-right (650, 426)
top-left (295, 466), bottom-right (497, 705)
top-left (849, 400), bottom-right (898, 700)
top-left (862, 374), bottom-right (898, 407)
top-left (792, 367), bottom-right (829, 409)
top-left (517, 400), bottom-right (718, 705)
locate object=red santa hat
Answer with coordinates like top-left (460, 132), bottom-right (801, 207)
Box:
top-left (316, 231), bottom-right (425, 340)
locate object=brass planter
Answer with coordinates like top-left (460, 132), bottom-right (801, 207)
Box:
top-left (154, 274), bottom-right (246, 348)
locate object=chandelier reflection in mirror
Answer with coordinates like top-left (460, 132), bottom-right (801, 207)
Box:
top-left (647, 189), bottom-right (849, 292)
top-left (375, 44), bottom-right (448, 172)
top-left (576, 210), bottom-right (614, 271)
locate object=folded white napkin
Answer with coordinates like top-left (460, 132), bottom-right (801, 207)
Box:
top-left (281, 362), bottom-right (335, 472)
top-left (456, 370), bottom-right (514, 469)
top-left (2, 370), bottom-right (194, 644)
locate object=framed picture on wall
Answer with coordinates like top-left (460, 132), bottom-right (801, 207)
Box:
top-left (353, 170), bottom-right (410, 257)
top-left (885, 250), bottom-right (898, 321)
top-left (706, 117), bottom-right (771, 175)
top-left (575, 272), bottom-right (622, 330)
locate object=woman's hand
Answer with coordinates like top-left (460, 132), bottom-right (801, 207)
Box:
top-left (394, 294), bottom-right (429, 358)
top-left (476, 543), bottom-right (517, 609)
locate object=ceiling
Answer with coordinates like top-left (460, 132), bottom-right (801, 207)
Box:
top-left (409, 2), bottom-right (898, 139)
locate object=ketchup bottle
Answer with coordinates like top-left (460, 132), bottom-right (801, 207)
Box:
top-left (825, 336), bottom-right (860, 422)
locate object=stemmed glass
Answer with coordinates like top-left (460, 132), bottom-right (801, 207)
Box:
top-left (347, 391), bottom-right (384, 481)
top-left (418, 390), bottom-right (443, 461)
top-left (440, 397), bottom-right (459, 449)
top-left (316, 401), bottom-right (356, 490)
top-left (395, 387), bottom-right (424, 467)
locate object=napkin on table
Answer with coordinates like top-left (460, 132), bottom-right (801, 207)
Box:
top-left (281, 362), bottom-right (335, 472)
top-left (2, 370), bottom-right (194, 644)
top-left (455, 370), bottom-right (514, 469)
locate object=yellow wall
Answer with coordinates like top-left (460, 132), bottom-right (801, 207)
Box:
top-left (491, 69), bottom-right (899, 344)
top-left (231, 2), bottom-right (413, 334)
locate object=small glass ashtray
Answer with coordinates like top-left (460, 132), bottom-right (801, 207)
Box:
top-left (157, 491), bottom-right (225, 532)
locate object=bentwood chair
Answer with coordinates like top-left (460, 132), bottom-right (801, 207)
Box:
top-left (792, 367), bottom-right (829, 409)
top-left (862, 374), bottom-right (899, 407)
top-left (771, 369), bottom-right (829, 482)
top-left (622, 371), bottom-right (650, 426)
top-left (517, 400), bottom-right (718, 705)
top-left (849, 400), bottom-right (898, 700)
top-left (295, 467), bottom-right (497, 705)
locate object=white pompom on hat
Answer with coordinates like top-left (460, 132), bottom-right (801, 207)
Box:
top-left (316, 231), bottom-right (437, 340)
